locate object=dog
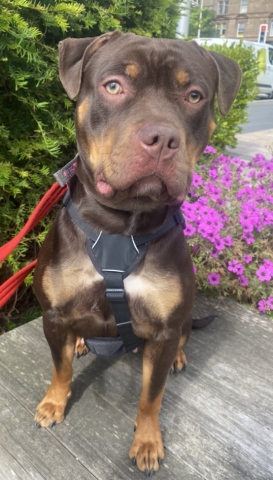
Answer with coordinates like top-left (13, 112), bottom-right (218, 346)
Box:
top-left (33, 31), bottom-right (241, 476)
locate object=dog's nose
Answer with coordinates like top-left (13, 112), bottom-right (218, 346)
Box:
top-left (138, 125), bottom-right (180, 160)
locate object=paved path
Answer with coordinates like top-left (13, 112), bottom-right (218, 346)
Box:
top-left (226, 128), bottom-right (273, 161)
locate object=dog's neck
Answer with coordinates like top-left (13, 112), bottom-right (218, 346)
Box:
top-left (69, 175), bottom-right (180, 236)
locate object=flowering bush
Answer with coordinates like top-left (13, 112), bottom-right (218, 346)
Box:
top-left (182, 147), bottom-right (273, 317)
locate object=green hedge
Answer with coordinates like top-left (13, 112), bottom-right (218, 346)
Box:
top-left (198, 41), bottom-right (259, 150)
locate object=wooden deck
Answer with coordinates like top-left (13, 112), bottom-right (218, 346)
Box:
top-left (0, 295), bottom-right (272, 480)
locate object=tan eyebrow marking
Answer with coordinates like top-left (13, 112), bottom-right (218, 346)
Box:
top-left (209, 120), bottom-right (216, 137)
top-left (125, 63), bottom-right (140, 78)
top-left (175, 70), bottom-right (190, 85)
top-left (77, 99), bottom-right (89, 125)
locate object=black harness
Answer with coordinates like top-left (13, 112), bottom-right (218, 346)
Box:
top-left (59, 164), bottom-right (186, 356)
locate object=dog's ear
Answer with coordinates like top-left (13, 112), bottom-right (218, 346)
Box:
top-left (206, 50), bottom-right (242, 116)
top-left (58, 30), bottom-right (123, 99)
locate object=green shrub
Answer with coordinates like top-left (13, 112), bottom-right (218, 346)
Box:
top-left (0, 0), bottom-right (181, 330)
top-left (198, 41), bottom-right (259, 151)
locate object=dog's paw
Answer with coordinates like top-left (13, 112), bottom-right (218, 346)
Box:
top-left (170, 348), bottom-right (187, 374)
top-left (75, 337), bottom-right (89, 358)
top-left (129, 421), bottom-right (164, 475)
top-left (34, 390), bottom-right (71, 428)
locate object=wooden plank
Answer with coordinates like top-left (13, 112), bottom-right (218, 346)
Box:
top-left (1, 298), bottom-right (273, 480)
top-left (67, 350), bottom-right (273, 480)
top-left (185, 335), bottom-right (273, 429)
top-left (0, 320), bottom-right (202, 480)
top-left (193, 294), bottom-right (273, 334)
top-left (0, 384), bottom-right (96, 480)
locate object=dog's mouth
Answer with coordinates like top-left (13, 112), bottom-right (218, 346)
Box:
top-left (96, 171), bottom-right (185, 205)
top-left (96, 172), bottom-right (166, 198)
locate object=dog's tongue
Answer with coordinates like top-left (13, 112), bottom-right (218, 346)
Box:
top-left (96, 175), bottom-right (114, 196)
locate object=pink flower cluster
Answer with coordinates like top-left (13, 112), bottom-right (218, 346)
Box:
top-left (182, 150), bottom-right (273, 315)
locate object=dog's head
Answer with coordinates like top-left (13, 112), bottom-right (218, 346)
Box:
top-left (59, 31), bottom-right (241, 210)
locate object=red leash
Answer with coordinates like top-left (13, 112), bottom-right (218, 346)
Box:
top-left (0, 182), bottom-right (67, 308)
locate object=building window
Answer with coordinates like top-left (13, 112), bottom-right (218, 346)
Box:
top-left (237, 23), bottom-right (245, 37)
top-left (270, 21), bottom-right (273, 37)
top-left (218, 1), bottom-right (229, 14)
top-left (240, 0), bottom-right (248, 14)
top-left (216, 23), bottom-right (227, 37)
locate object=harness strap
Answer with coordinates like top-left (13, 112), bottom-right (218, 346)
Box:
top-left (63, 189), bottom-right (186, 248)
top-left (85, 241), bottom-right (144, 353)
top-left (63, 190), bottom-right (186, 356)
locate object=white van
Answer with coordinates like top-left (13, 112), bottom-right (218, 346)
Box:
top-left (194, 38), bottom-right (273, 98)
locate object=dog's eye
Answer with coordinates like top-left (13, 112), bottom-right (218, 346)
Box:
top-left (105, 82), bottom-right (121, 95)
top-left (188, 91), bottom-right (202, 104)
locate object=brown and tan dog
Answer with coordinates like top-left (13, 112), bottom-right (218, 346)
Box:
top-left (33, 31), bottom-right (241, 476)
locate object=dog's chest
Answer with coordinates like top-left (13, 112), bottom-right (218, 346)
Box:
top-left (89, 230), bottom-right (182, 324)
top-left (124, 271), bottom-right (182, 323)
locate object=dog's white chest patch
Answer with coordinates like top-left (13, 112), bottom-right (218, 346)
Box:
top-left (124, 272), bottom-right (182, 321)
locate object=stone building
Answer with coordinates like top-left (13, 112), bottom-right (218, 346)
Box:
top-left (201, 0), bottom-right (273, 43)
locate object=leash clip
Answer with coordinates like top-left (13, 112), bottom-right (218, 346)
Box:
top-left (53, 154), bottom-right (78, 187)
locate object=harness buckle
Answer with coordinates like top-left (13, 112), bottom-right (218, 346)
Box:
top-left (105, 288), bottom-right (127, 302)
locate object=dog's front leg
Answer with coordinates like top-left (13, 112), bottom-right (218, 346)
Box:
top-left (129, 334), bottom-right (180, 475)
top-left (35, 310), bottom-right (75, 428)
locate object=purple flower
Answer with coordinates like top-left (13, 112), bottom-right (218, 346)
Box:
top-left (247, 170), bottom-right (256, 178)
top-left (227, 259), bottom-right (240, 273)
top-left (182, 202), bottom-right (197, 222)
top-left (252, 153), bottom-right (266, 162)
top-left (204, 145), bottom-right (216, 154)
top-left (199, 206), bottom-right (214, 217)
top-left (222, 165), bottom-right (232, 175)
top-left (208, 272), bottom-right (221, 285)
top-left (220, 212), bottom-right (228, 222)
top-left (264, 163), bottom-right (273, 172)
top-left (192, 172), bottom-right (203, 188)
top-left (256, 265), bottom-right (272, 282)
top-left (210, 248), bottom-right (219, 259)
top-left (262, 208), bottom-right (273, 225)
top-left (238, 275), bottom-right (249, 287)
top-left (206, 231), bottom-right (216, 242)
top-left (205, 183), bottom-right (222, 200)
top-left (266, 297), bottom-right (273, 310)
top-left (209, 168), bottom-right (219, 180)
top-left (263, 259), bottom-right (273, 270)
top-left (193, 264), bottom-right (197, 274)
top-left (227, 259), bottom-right (245, 275)
top-left (184, 224), bottom-right (196, 236)
top-left (242, 254), bottom-right (252, 264)
top-left (197, 196), bottom-right (209, 206)
top-left (242, 232), bottom-right (255, 244)
top-left (224, 236), bottom-right (234, 247)
top-left (213, 219), bottom-right (224, 233)
top-left (221, 174), bottom-right (232, 188)
top-left (242, 222), bottom-right (254, 233)
top-left (213, 235), bottom-right (226, 251)
top-left (258, 300), bottom-right (266, 313)
top-left (234, 263), bottom-right (245, 275)
top-left (198, 223), bottom-right (209, 237)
